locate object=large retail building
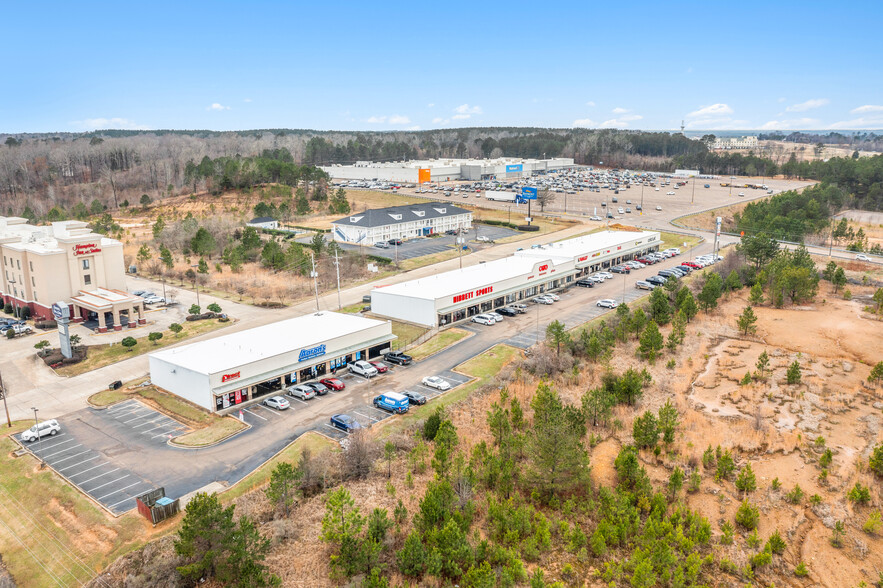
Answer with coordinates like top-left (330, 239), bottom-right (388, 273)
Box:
top-left (321, 157), bottom-right (575, 183)
top-left (149, 311), bottom-right (396, 413)
top-left (370, 230), bottom-right (660, 328)
top-left (0, 216), bottom-right (144, 329)
top-left (331, 202), bottom-right (472, 245)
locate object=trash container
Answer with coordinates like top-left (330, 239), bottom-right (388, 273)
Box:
top-left (109, 380), bottom-right (122, 391)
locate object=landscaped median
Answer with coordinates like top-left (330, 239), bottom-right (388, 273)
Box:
top-left (407, 328), bottom-right (470, 361)
top-left (379, 343), bottom-right (519, 436)
top-left (50, 315), bottom-right (233, 377)
top-left (89, 379), bottom-right (248, 447)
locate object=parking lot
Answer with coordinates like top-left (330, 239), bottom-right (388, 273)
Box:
top-left (18, 400), bottom-right (190, 514)
top-left (302, 224), bottom-right (518, 261)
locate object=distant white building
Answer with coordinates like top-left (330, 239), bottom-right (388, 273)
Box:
top-left (320, 157), bottom-right (575, 183)
top-left (711, 136), bottom-right (758, 150)
top-left (246, 216), bottom-right (279, 230)
top-left (331, 203), bottom-right (472, 245)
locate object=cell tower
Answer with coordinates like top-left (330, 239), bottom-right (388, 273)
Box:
top-left (680, 120), bottom-right (685, 135)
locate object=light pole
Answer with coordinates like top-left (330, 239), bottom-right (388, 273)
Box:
top-left (691, 178), bottom-right (696, 205)
top-left (0, 370), bottom-right (10, 427)
top-left (640, 183), bottom-right (645, 214)
top-left (622, 273), bottom-right (627, 304)
top-left (32, 407), bottom-right (44, 468)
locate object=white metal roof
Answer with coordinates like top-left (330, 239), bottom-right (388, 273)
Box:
top-left (149, 311), bottom-right (389, 375)
top-left (514, 230), bottom-right (660, 261)
top-left (373, 256), bottom-right (545, 301)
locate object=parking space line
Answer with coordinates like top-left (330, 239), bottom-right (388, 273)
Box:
top-left (27, 435), bottom-right (71, 451)
top-left (86, 474), bottom-right (129, 494)
top-left (39, 443), bottom-right (83, 459)
top-left (365, 405), bottom-right (391, 417)
top-left (140, 422), bottom-right (173, 435)
top-left (78, 467), bottom-right (120, 486)
top-left (96, 480), bottom-right (143, 502)
top-left (106, 401), bottom-right (136, 412)
top-left (417, 384), bottom-right (440, 393)
top-left (48, 449), bottom-right (92, 466)
top-left (122, 412), bottom-right (156, 424)
top-left (59, 456), bottom-right (101, 473)
top-left (151, 427), bottom-right (185, 439)
top-left (68, 462), bottom-right (110, 478)
top-left (255, 405), bottom-right (285, 417)
top-left (132, 415), bottom-right (166, 429)
top-left (287, 398), bottom-right (309, 405)
top-left (322, 423), bottom-right (349, 435)
top-left (242, 408), bottom-right (266, 421)
top-left (354, 411), bottom-right (381, 423)
top-left (107, 493), bottom-right (144, 510)
top-left (111, 405), bottom-right (152, 418)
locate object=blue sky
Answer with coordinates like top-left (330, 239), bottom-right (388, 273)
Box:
top-left (3, 0), bottom-right (881, 133)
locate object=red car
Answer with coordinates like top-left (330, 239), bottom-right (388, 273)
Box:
top-left (319, 377), bottom-right (345, 391)
top-left (369, 361), bottom-right (389, 373)
top-left (635, 257), bottom-right (655, 265)
top-left (682, 261), bottom-right (702, 269)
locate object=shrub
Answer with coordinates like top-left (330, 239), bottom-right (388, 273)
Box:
top-left (785, 484), bottom-right (804, 504)
top-left (749, 548), bottom-right (772, 569)
top-left (809, 494), bottom-right (822, 506)
top-left (207, 302), bottom-right (222, 313)
top-left (739, 372), bottom-right (752, 386)
top-left (819, 448), bottom-right (833, 468)
top-left (720, 521), bottom-right (734, 545)
top-left (830, 520), bottom-right (845, 548)
top-left (766, 529), bottom-right (786, 554)
top-left (863, 511), bottom-right (882, 535)
top-left (735, 463), bottom-right (757, 494)
top-left (771, 477), bottom-right (781, 490)
top-left (847, 482), bottom-right (872, 505)
top-left (188, 304), bottom-right (201, 315)
top-left (746, 529), bottom-right (761, 548)
top-left (869, 443), bottom-right (883, 477)
top-left (632, 411), bottom-right (659, 449)
top-left (715, 450), bottom-right (735, 481)
top-left (687, 470), bottom-right (702, 493)
top-left (794, 561), bottom-right (809, 577)
top-left (121, 336), bottom-right (137, 351)
top-left (735, 499), bottom-right (759, 530)
top-left (786, 360), bottom-right (802, 384)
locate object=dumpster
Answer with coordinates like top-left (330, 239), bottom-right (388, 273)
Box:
top-left (136, 487), bottom-right (180, 525)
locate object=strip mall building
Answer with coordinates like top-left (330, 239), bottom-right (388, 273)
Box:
top-left (149, 311), bottom-right (396, 413)
top-left (0, 216), bottom-right (145, 330)
top-left (370, 230), bottom-right (661, 327)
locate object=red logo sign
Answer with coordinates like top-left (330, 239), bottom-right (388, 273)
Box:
top-left (577, 255), bottom-right (588, 262)
top-left (221, 371), bottom-right (241, 382)
top-left (452, 285), bottom-right (494, 304)
top-left (538, 264), bottom-right (549, 272)
top-left (73, 243), bottom-right (101, 256)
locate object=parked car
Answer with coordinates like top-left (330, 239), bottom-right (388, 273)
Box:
top-left (646, 275), bottom-right (669, 286)
top-left (375, 241), bottom-right (390, 249)
top-left (476, 236), bottom-right (495, 243)
top-left (674, 265), bottom-right (694, 274)
top-left (544, 293), bottom-right (560, 301)
top-left (488, 311), bottom-right (505, 322)
top-left (511, 304), bottom-right (528, 313)
top-left (576, 278), bottom-right (595, 288)
top-left (534, 296), bottom-right (554, 305)
top-left (142, 295), bottom-right (165, 304)
top-left (286, 385), bottom-right (317, 400)
top-left (306, 382), bottom-right (330, 396)
top-left (610, 266), bottom-right (630, 274)
top-left (856, 254), bottom-right (872, 262)
top-left (403, 390), bottom-right (427, 405)
top-left (330, 414), bottom-right (362, 432)
top-left (373, 392), bottom-right (410, 414)
top-left (383, 351), bottom-right (412, 366)
top-left (1, 324), bottom-right (32, 336)
top-left (657, 270), bottom-right (681, 279)
top-left (387, 238), bottom-right (403, 246)
top-left (594, 272), bottom-right (613, 280)
top-left (738, 192), bottom-right (745, 197)
top-left (350, 360), bottom-right (378, 378)
top-left (596, 299), bottom-right (619, 309)
top-left (635, 257), bottom-right (655, 265)
top-left (635, 280), bottom-right (655, 290)
top-left (496, 307), bottom-right (518, 316)
top-left (667, 191), bottom-right (675, 195)
top-left (472, 314), bottom-right (495, 325)
top-left (20, 419), bottom-right (61, 442)
top-left (369, 361), bottom-right (389, 374)
top-left (589, 215), bottom-right (603, 221)
top-left (422, 376), bottom-right (451, 391)
top-left (132, 290), bottom-right (147, 297)
top-left (655, 205), bottom-right (662, 211)
top-left (319, 378), bottom-right (345, 391)
top-left (263, 396), bottom-right (291, 410)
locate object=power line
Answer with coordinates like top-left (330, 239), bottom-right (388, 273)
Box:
top-left (0, 510), bottom-right (66, 587)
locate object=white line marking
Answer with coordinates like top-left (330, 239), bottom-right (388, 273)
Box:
top-left (106, 401), bottom-right (136, 412)
top-left (78, 467), bottom-right (120, 486)
top-left (67, 462), bottom-right (109, 478)
top-left (48, 450), bottom-right (92, 466)
top-left (28, 435), bottom-right (70, 450)
top-left (140, 422), bottom-right (172, 435)
top-left (97, 480), bottom-right (143, 501)
top-left (40, 443), bottom-right (82, 459)
top-left (107, 492), bottom-right (144, 510)
top-left (151, 427), bottom-right (185, 439)
top-left (58, 456), bottom-right (100, 473)
top-left (132, 416), bottom-right (166, 429)
top-left (85, 474), bottom-right (129, 494)
top-left (242, 408), bottom-right (266, 421)
top-left (323, 423), bottom-right (349, 434)
top-left (122, 412), bottom-right (156, 424)
top-left (256, 405), bottom-right (285, 417)
top-left (354, 411), bottom-right (380, 422)
top-left (365, 405), bottom-right (391, 416)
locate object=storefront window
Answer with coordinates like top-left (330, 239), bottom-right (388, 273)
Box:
top-left (480, 300), bottom-right (493, 312)
top-left (453, 309), bottom-right (466, 322)
top-left (493, 297), bottom-right (505, 308)
top-left (467, 305), bottom-right (480, 317)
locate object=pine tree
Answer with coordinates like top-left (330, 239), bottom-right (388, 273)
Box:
top-left (160, 244), bottom-right (174, 269)
top-left (869, 361), bottom-right (883, 387)
top-left (755, 350), bottom-right (770, 379)
top-left (786, 360), bottom-right (802, 384)
top-left (735, 462), bottom-right (757, 495)
top-left (724, 270), bottom-right (742, 293)
top-left (630, 308), bottom-right (648, 340)
top-left (649, 288), bottom-right (671, 325)
top-left (638, 320), bottom-right (664, 362)
top-left (832, 267), bottom-right (847, 292)
top-left (657, 400), bottom-right (679, 444)
top-left (545, 320), bottom-right (569, 355)
top-left (737, 305), bottom-right (758, 335)
top-left (581, 386), bottom-right (614, 427)
top-left (749, 282), bottom-right (764, 305)
top-left (698, 273), bottom-right (723, 312)
top-left (632, 411), bottom-right (659, 449)
top-left (265, 462), bottom-right (301, 516)
top-left (679, 289), bottom-right (699, 322)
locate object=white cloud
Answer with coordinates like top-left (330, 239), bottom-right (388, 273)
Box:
top-left (585, 101), bottom-right (596, 107)
top-left (366, 116), bottom-right (387, 123)
top-left (452, 114), bottom-right (472, 120)
top-left (572, 118), bottom-right (596, 128)
top-left (599, 115), bottom-right (643, 128)
top-left (777, 97), bottom-right (787, 103)
top-left (243, 98), bottom-right (252, 103)
top-left (759, 118), bottom-right (820, 130)
top-left (828, 115), bottom-right (883, 130)
top-left (432, 117), bottom-right (444, 124)
top-left (72, 117), bottom-right (151, 130)
top-left (786, 98), bottom-right (829, 112)
top-left (454, 104), bottom-right (482, 115)
top-left (387, 115), bottom-right (411, 124)
top-left (611, 107), bottom-right (629, 114)
top-left (207, 103), bottom-right (230, 111)
top-left (850, 104), bottom-right (883, 114)
top-left (686, 103), bottom-right (733, 118)
top-left (427, 103), bottom-right (435, 108)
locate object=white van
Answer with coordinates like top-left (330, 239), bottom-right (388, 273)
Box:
top-left (21, 420), bottom-right (61, 442)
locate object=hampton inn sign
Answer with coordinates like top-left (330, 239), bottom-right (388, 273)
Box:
top-left (73, 243), bottom-right (102, 256)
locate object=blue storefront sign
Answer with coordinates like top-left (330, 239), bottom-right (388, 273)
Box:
top-left (298, 344), bottom-right (327, 362)
top-left (521, 186), bottom-right (537, 200)
top-left (506, 164), bottom-right (523, 173)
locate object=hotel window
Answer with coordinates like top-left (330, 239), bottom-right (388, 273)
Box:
top-left (29, 261), bottom-right (33, 271)
top-left (83, 274), bottom-right (91, 285)
top-left (16, 260), bottom-right (20, 269)
top-left (31, 277), bottom-right (35, 287)
top-left (82, 259), bottom-right (90, 270)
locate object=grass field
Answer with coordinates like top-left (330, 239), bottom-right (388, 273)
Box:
top-left (55, 318), bottom-right (231, 377)
top-left (380, 344), bottom-right (519, 436)
top-left (0, 422), bottom-right (159, 588)
top-left (408, 328), bottom-right (469, 361)
top-left (389, 321), bottom-right (429, 350)
top-left (222, 432), bottom-right (337, 503)
top-left (172, 417), bottom-right (248, 447)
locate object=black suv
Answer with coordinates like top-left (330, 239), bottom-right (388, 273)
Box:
top-left (496, 307), bottom-right (518, 317)
top-left (576, 279), bottom-right (595, 288)
top-left (610, 266), bottom-right (630, 274)
top-left (384, 351), bottom-right (412, 366)
top-left (388, 238), bottom-right (403, 246)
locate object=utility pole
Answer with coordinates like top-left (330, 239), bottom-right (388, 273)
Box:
top-left (456, 237), bottom-right (465, 269)
top-left (0, 370), bottom-right (10, 427)
top-left (333, 249), bottom-right (342, 310)
top-left (32, 407), bottom-right (43, 468)
top-left (310, 251), bottom-right (320, 314)
top-left (691, 178), bottom-right (696, 205)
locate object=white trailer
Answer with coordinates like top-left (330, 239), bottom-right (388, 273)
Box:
top-left (484, 190), bottom-right (519, 202)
